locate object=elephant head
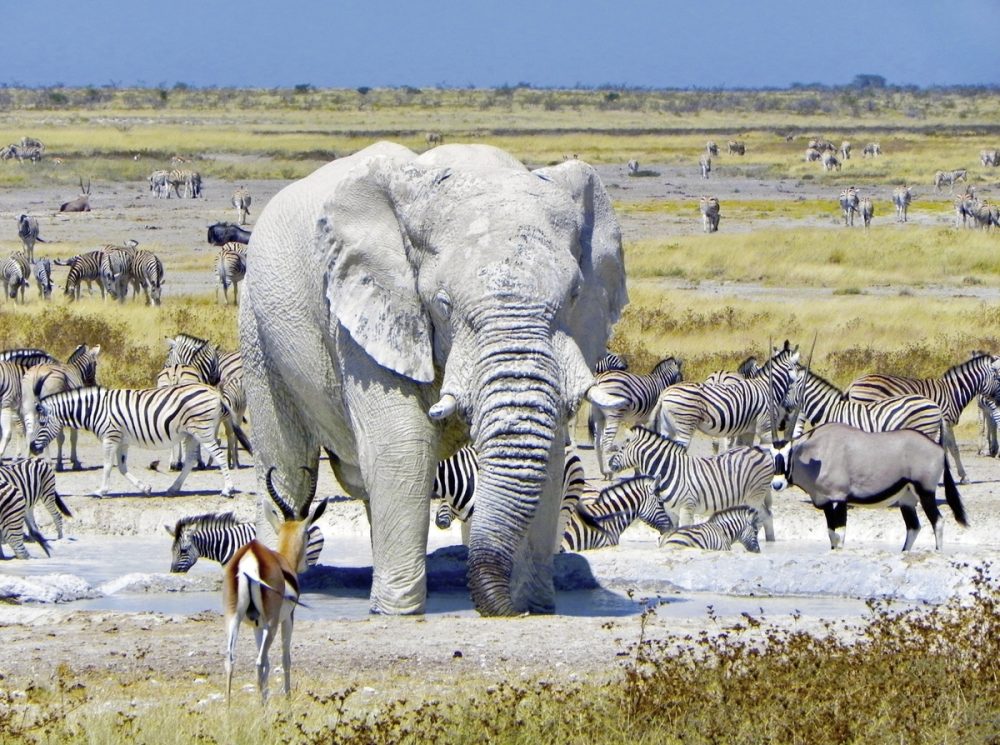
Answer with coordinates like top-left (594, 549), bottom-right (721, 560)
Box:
top-left (318, 147), bottom-right (627, 615)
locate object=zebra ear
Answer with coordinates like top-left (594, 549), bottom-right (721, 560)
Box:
top-left (318, 156), bottom-right (435, 383)
top-left (164, 524), bottom-right (176, 537)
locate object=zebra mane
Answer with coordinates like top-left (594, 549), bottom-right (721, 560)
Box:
top-left (175, 333), bottom-right (209, 350)
top-left (943, 353), bottom-right (996, 383)
top-left (174, 511), bottom-right (245, 535)
top-left (66, 344), bottom-right (87, 364)
top-left (798, 366), bottom-right (848, 400)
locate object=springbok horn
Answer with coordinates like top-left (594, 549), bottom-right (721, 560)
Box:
top-left (428, 394), bottom-right (457, 420)
top-left (265, 466), bottom-right (296, 520)
top-left (298, 465), bottom-right (319, 519)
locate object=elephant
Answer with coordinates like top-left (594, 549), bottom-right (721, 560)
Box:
top-left (239, 141), bottom-right (627, 616)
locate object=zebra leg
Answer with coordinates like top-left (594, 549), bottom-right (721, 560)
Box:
top-left (0, 407), bottom-right (16, 460)
top-left (114, 443), bottom-right (152, 495)
top-left (199, 435), bottom-right (235, 497)
top-left (3, 523), bottom-right (30, 559)
top-left (96, 440), bottom-right (120, 496)
top-left (166, 434), bottom-right (202, 495)
top-left (941, 424), bottom-right (967, 483)
top-left (68, 427), bottom-right (82, 470)
top-left (822, 501), bottom-right (848, 549)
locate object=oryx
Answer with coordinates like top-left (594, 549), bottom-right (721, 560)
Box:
top-left (768, 422), bottom-right (967, 551)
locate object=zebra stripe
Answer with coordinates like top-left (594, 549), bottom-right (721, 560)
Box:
top-left (33, 258), bottom-right (53, 300)
top-left (594, 352), bottom-right (627, 375)
top-left (839, 141), bottom-right (852, 160)
top-left (132, 249), bottom-right (164, 306)
top-left (561, 475), bottom-right (673, 552)
top-left (846, 353), bottom-right (1000, 482)
top-left (981, 150), bottom-right (1000, 167)
top-left (589, 357), bottom-right (684, 478)
top-left (60, 250), bottom-right (105, 300)
top-left (31, 383), bottom-right (240, 497)
top-left (148, 170), bottom-right (170, 198)
top-left (608, 426), bottom-right (775, 540)
top-left (839, 187), bottom-right (859, 227)
top-left (167, 169), bottom-right (202, 198)
top-left (860, 196), bottom-right (874, 229)
top-left (17, 215), bottom-right (42, 262)
top-left (232, 186), bottom-right (252, 225)
top-left (659, 505), bottom-right (761, 552)
top-left (862, 142), bottom-right (881, 158)
top-left (0, 479), bottom-right (50, 559)
top-left (1, 252), bottom-right (30, 303)
top-left (699, 154), bottom-right (711, 179)
top-left (0, 458), bottom-right (69, 540)
top-left (699, 196), bottom-right (720, 233)
top-left (706, 141), bottom-right (719, 156)
top-left (217, 245), bottom-right (247, 305)
top-left (934, 169), bottom-right (967, 192)
top-left (821, 151), bottom-right (841, 171)
top-left (164, 333), bottom-right (222, 386)
top-left (892, 186), bottom-right (912, 223)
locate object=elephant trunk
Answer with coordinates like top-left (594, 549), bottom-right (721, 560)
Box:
top-left (464, 310), bottom-right (562, 616)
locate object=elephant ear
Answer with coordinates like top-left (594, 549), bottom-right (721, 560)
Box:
top-left (533, 160), bottom-right (629, 369)
top-left (317, 158), bottom-right (440, 383)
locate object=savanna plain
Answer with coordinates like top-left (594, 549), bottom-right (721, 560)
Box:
top-left (0, 86), bottom-right (999, 743)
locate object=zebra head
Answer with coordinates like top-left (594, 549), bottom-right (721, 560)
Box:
top-left (29, 389), bottom-right (61, 456)
top-left (737, 507), bottom-right (763, 553)
top-left (165, 521), bottom-right (201, 572)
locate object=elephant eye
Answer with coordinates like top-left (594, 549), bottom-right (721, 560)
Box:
top-left (434, 290), bottom-right (452, 320)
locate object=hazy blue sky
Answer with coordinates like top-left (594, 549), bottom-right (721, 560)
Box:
top-left (3, 1), bottom-right (997, 89)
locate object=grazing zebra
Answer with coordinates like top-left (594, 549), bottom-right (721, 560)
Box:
top-left (821, 151), bottom-right (841, 171)
top-left (562, 476), bottom-right (674, 552)
top-left (980, 149), bottom-right (999, 167)
top-left (167, 169), bottom-right (202, 198)
top-left (808, 139), bottom-right (835, 152)
top-left (101, 244), bottom-right (139, 303)
top-left (699, 196), bottom-right (720, 233)
top-left (31, 383), bottom-right (246, 497)
top-left (804, 147), bottom-right (823, 163)
top-left (839, 187), bottom-right (860, 226)
top-left (860, 196), bottom-right (874, 229)
top-left (727, 140), bottom-right (745, 155)
top-left (699, 153), bottom-right (711, 179)
top-left (216, 244), bottom-right (247, 305)
top-left (132, 249), bottom-right (164, 305)
top-left (1, 252), bottom-right (31, 302)
top-left (587, 357), bottom-right (684, 479)
top-left (846, 352), bottom-right (1000, 483)
top-left (608, 426), bottom-right (775, 540)
top-left (786, 366), bottom-right (944, 443)
top-left (840, 141), bottom-right (852, 160)
top-left (432, 446), bottom-right (586, 548)
top-left (425, 132), bottom-right (444, 146)
top-left (954, 192), bottom-right (978, 228)
top-left (232, 186), bottom-right (252, 225)
top-left (892, 186), bottom-right (913, 222)
top-left (166, 512), bottom-right (324, 572)
top-left (659, 506), bottom-right (761, 552)
top-left (148, 170), bottom-right (170, 198)
top-left (207, 222), bottom-right (252, 246)
top-left (33, 258), bottom-right (53, 300)
top-left (59, 250), bottom-right (105, 300)
top-left (862, 142), bottom-right (882, 158)
top-left (20, 344), bottom-right (102, 472)
top-left (654, 343), bottom-right (799, 454)
top-left (17, 215), bottom-right (44, 262)
top-left (706, 141), bottom-right (719, 156)
top-left (0, 458), bottom-right (70, 539)
top-left (0, 479), bottom-right (51, 559)
top-left (934, 169), bottom-right (967, 192)
top-left (627, 159), bottom-right (639, 175)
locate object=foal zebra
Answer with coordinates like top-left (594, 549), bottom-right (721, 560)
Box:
top-left (892, 186), bottom-right (912, 222)
top-left (0, 458), bottom-right (70, 539)
top-left (33, 258), bottom-right (53, 300)
top-left (148, 170), bottom-right (170, 198)
top-left (563, 476), bottom-right (674, 552)
top-left (659, 506), bottom-right (761, 552)
top-left (232, 186), bottom-right (252, 225)
top-left (699, 196), bottom-right (720, 233)
top-left (0, 478), bottom-right (51, 559)
top-left (166, 512), bottom-right (324, 572)
top-left (608, 426), bottom-right (775, 541)
top-left (60, 250), bottom-right (105, 300)
top-left (934, 169), bottom-right (967, 192)
top-left (31, 383), bottom-right (247, 497)
top-left (839, 187), bottom-right (860, 226)
top-left (587, 357), bottom-right (684, 479)
top-left (846, 353), bottom-right (1000, 482)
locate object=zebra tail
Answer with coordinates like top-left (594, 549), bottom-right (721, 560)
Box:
top-left (942, 457), bottom-right (968, 527)
top-left (575, 503), bottom-right (622, 541)
top-left (54, 493), bottom-right (73, 517)
top-left (26, 521), bottom-right (51, 557)
top-left (232, 422), bottom-right (254, 456)
top-left (53, 257), bottom-right (75, 266)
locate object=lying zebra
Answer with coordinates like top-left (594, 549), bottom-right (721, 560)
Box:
top-left (564, 476), bottom-right (674, 551)
top-left (166, 511), bottom-right (324, 572)
top-left (659, 506), bottom-right (761, 552)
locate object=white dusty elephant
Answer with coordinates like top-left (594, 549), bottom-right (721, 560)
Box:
top-left (240, 142), bottom-right (627, 616)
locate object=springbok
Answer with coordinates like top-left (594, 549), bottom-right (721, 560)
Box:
top-left (223, 467), bottom-right (327, 704)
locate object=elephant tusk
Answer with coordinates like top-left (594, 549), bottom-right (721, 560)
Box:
top-left (428, 394), bottom-right (457, 420)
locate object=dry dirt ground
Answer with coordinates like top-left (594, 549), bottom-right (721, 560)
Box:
top-left (0, 162), bottom-right (998, 704)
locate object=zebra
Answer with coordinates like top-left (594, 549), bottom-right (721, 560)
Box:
top-left (821, 151), bottom-right (840, 171)
top-left (425, 132), bottom-right (444, 146)
top-left (860, 196), bottom-right (874, 229)
top-left (862, 142), bottom-right (882, 158)
top-left (706, 141), bottom-right (719, 156)
top-left (0, 349), bottom-right (58, 462)
top-left (785, 366), bottom-right (945, 443)
top-left (934, 169), bottom-right (967, 192)
top-left (659, 505), bottom-right (761, 552)
top-left (32, 258), bottom-right (53, 300)
top-left (608, 426), bottom-right (775, 540)
top-left (232, 186), bottom-right (252, 225)
top-left (699, 196), bottom-right (720, 233)
top-left (1, 252), bottom-right (31, 302)
top-left (845, 352), bottom-right (1000, 483)
top-left (981, 150), bottom-right (999, 167)
top-left (101, 244), bottom-right (139, 303)
top-left (561, 476), bottom-right (674, 552)
top-left (655, 343), bottom-right (799, 454)
top-left (804, 147), bottom-right (823, 163)
top-left (20, 344), bottom-right (102, 471)
top-left (892, 186), bottom-right (912, 222)
top-left (148, 170), bottom-right (170, 198)
top-left (166, 512), bottom-right (324, 572)
top-left (581, 352), bottom-right (629, 443)
top-left (808, 139), bottom-right (835, 152)
top-left (0, 479), bottom-right (51, 559)
top-left (31, 382), bottom-right (247, 497)
top-left (839, 141), bottom-right (852, 161)
top-left (156, 363), bottom-right (205, 471)
top-left (207, 222), bottom-right (251, 246)
top-left (167, 169), bottom-right (202, 198)
top-left (626, 159), bottom-right (639, 175)
top-left (132, 249), bottom-right (164, 305)
top-left (0, 458), bottom-right (70, 540)
top-left (164, 333), bottom-right (222, 385)
top-left (955, 192), bottom-right (978, 228)
top-left (587, 357), bottom-right (684, 479)
top-left (17, 214), bottom-right (44, 262)
top-left (0, 143), bottom-right (43, 163)
top-left (59, 250), bottom-right (105, 300)
top-left (216, 244), bottom-right (247, 305)
top-left (699, 153), bottom-right (711, 179)
top-left (727, 140), bottom-right (746, 155)
top-left (839, 187), bottom-right (860, 226)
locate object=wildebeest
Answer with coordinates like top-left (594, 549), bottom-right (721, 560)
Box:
top-left (207, 222), bottom-right (251, 246)
top-left (768, 423), bottom-right (967, 551)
